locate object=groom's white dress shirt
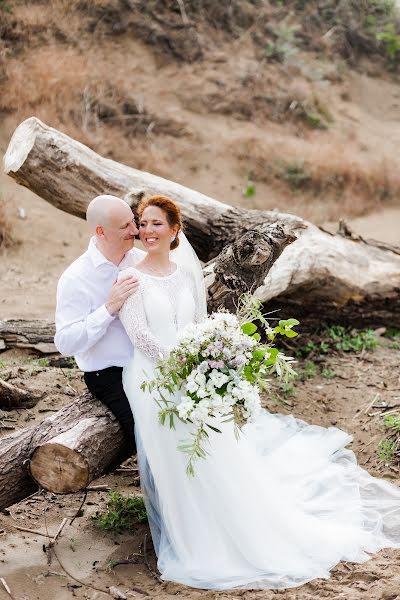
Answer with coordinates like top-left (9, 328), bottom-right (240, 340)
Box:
top-left (55, 237), bottom-right (144, 372)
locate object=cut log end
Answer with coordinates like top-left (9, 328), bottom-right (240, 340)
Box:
top-left (3, 116), bottom-right (43, 174)
top-left (30, 443), bottom-right (90, 493)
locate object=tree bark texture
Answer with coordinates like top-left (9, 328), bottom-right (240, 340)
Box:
top-left (0, 393), bottom-right (126, 510)
top-left (0, 319), bottom-right (56, 353)
top-left (0, 378), bottom-right (40, 410)
top-left (4, 117), bottom-right (400, 326)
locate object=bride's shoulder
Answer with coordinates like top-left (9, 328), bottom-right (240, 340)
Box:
top-left (118, 266), bottom-right (143, 282)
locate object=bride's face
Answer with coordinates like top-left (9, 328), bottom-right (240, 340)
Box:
top-left (139, 206), bottom-right (178, 254)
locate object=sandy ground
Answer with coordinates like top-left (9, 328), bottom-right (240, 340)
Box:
top-left (1, 340), bottom-right (400, 600)
top-left (1, 155), bottom-right (400, 599)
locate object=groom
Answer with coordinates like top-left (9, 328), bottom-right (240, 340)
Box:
top-left (54, 194), bottom-right (144, 454)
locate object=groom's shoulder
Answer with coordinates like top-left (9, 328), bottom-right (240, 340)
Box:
top-left (58, 249), bottom-right (92, 284)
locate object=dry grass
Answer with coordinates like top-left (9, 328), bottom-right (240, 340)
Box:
top-left (0, 40), bottom-right (180, 175)
top-left (235, 135), bottom-right (400, 221)
top-left (0, 196), bottom-right (19, 250)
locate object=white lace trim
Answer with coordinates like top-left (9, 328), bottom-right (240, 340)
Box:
top-left (118, 266), bottom-right (200, 362)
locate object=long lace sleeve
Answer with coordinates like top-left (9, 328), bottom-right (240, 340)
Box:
top-left (118, 271), bottom-right (171, 362)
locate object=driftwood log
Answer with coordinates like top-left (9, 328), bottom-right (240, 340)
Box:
top-left (0, 378), bottom-right (40, 410)
top-left (0, 319), bottom-right (56, 353)
top-left (0, 393), bottom-right (126, 509)
top-left (4, 116), bottom-right (400, 328)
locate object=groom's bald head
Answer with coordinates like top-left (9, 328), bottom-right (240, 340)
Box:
top-left (86, 195), bottom-right (138, 261)
top-left (86, 195), bottom-right (132, 232)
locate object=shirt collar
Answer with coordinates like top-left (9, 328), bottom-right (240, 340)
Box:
top-left (88, 237), bottom-right (133, 269)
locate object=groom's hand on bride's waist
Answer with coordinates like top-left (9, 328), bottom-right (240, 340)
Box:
top-left (106, 275), bottom-right (139, 316)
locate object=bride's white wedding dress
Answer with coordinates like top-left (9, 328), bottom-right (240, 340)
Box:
top-left (119, 265), bottom-right (400, 590)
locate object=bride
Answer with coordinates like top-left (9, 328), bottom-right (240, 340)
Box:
top-left (118, 194), bottom-right (400, 590)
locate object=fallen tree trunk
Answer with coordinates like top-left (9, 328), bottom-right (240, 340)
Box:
top-left (0, 319), bottom-right (56, 353)
top-left (0, 393), bottom-right (126, 509)
top-left (4, 117), bottom-right (400, 328)
top-left (0, 378), bottom-right (41, 410)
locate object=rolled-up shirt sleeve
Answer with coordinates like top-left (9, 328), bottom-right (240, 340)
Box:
top-left (54, 275), bottom-right (115, 357)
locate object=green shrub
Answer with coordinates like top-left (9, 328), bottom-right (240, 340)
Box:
top-left (92, 492), bottom-right (148, 534)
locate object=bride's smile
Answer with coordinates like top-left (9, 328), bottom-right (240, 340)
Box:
top-left (139, 205), bottom-right (179, 253)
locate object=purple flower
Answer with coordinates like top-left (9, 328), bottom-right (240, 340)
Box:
top-left (209, 360), bottom-right (225, 369)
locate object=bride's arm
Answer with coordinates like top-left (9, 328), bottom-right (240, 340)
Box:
top-left (118, 270), bottom-right (171, 362)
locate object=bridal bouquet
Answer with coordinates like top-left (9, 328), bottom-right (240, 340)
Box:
top-left (142, 296), bottom-right (298, 476)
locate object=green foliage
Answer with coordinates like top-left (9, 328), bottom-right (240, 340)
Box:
top-left (0, 0), bottom-right (12, 13)
top-left (297, 327), bottom-right (378, 357)
top-left (376, 23), bottom-right (400, 62)
top-left (378, 413), bottom-right (400, 464)
top-left (0, 360), bottom-right (6, 369)
top-left (384, 327), bottom-right (400, 349)
top-left (32, 357), bottom-right (50, 368)
top-left (285, 0), bottom-right (400, 70)
top-left (383, 414), bottom-right (400, 433)
top-left (321, 368), bottom-right (336, 379)
top-left (243, 177), bottom-right (256, 198)
top-left (33, 357), bottom-right (50, 367)
top-left (266, 21), bottom-right (300, 63)
top-left (91, 492), bottom-right (148, 534)
top-left (378, 438), bottom-right (396, 463)
top-left (298, 360), bottom-right (317, 381)
top-left (273, 318), bottom-right (300, 339)
top-left (327, 326), bottom-right (378, 352)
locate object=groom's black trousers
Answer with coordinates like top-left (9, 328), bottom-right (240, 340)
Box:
top-left (84, 366), bottom-right (136, 455)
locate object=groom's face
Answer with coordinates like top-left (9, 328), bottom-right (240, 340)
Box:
top-left (100, 205), bottom-right (139, 254)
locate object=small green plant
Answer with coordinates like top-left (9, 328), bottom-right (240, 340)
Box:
top-left (378, 438), bottom-right (396, 464)
top-left (266, 21), bottom-right (300, 63)
top-left (321, 368), bottom-right (336, 379)
top-left (92, 492), bottom-right (148, 534)
top-left (376, 23), bottom-right (400, 63)
top-left (279, 382), bottom-right (296, 398)
top-left (298, 360), bottom-right (318, 381)
top-left (327, 326), bottom-right (378, 352)
top-left (384, 327), bottom-right (400, 349)
top-left (243, 177), bottom-right (256, 198)
top-left (378, 413), bottom-right (400, 464)
top-left (0, 360), bottom-right (6, 369)
top-left (383, 414), bottom-right (400, 433)
top-left (32, 357), bottom-right (50, 368)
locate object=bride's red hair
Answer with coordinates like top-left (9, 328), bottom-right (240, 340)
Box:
top-left (137, 195), bottom-right (182, 250)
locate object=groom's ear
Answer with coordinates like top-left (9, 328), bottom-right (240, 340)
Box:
top-left (96, 224), bottom-right (104, 237)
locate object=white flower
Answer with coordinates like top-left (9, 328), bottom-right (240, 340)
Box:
top-left (194, 372), bottom-right (207, 387)
top-left (177, 397), bottom-right (195, 420)
top-left (209, 370), bottom-right (229, 389)
top-left (186, 378), bottom-right (199, 394)
top-left (191, 400), bottom-right (210, 424)
top-left (198, 361), bottom-right (209, 374)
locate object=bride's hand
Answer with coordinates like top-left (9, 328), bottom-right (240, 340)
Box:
top-left (106, 275), bottom-right (139, 316)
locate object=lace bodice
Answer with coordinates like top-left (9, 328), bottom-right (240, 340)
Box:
top-left (118, 266), bottom-right (201, 362)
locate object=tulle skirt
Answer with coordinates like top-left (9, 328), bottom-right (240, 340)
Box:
top-left (123, 352), bottom-right (400, 590)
